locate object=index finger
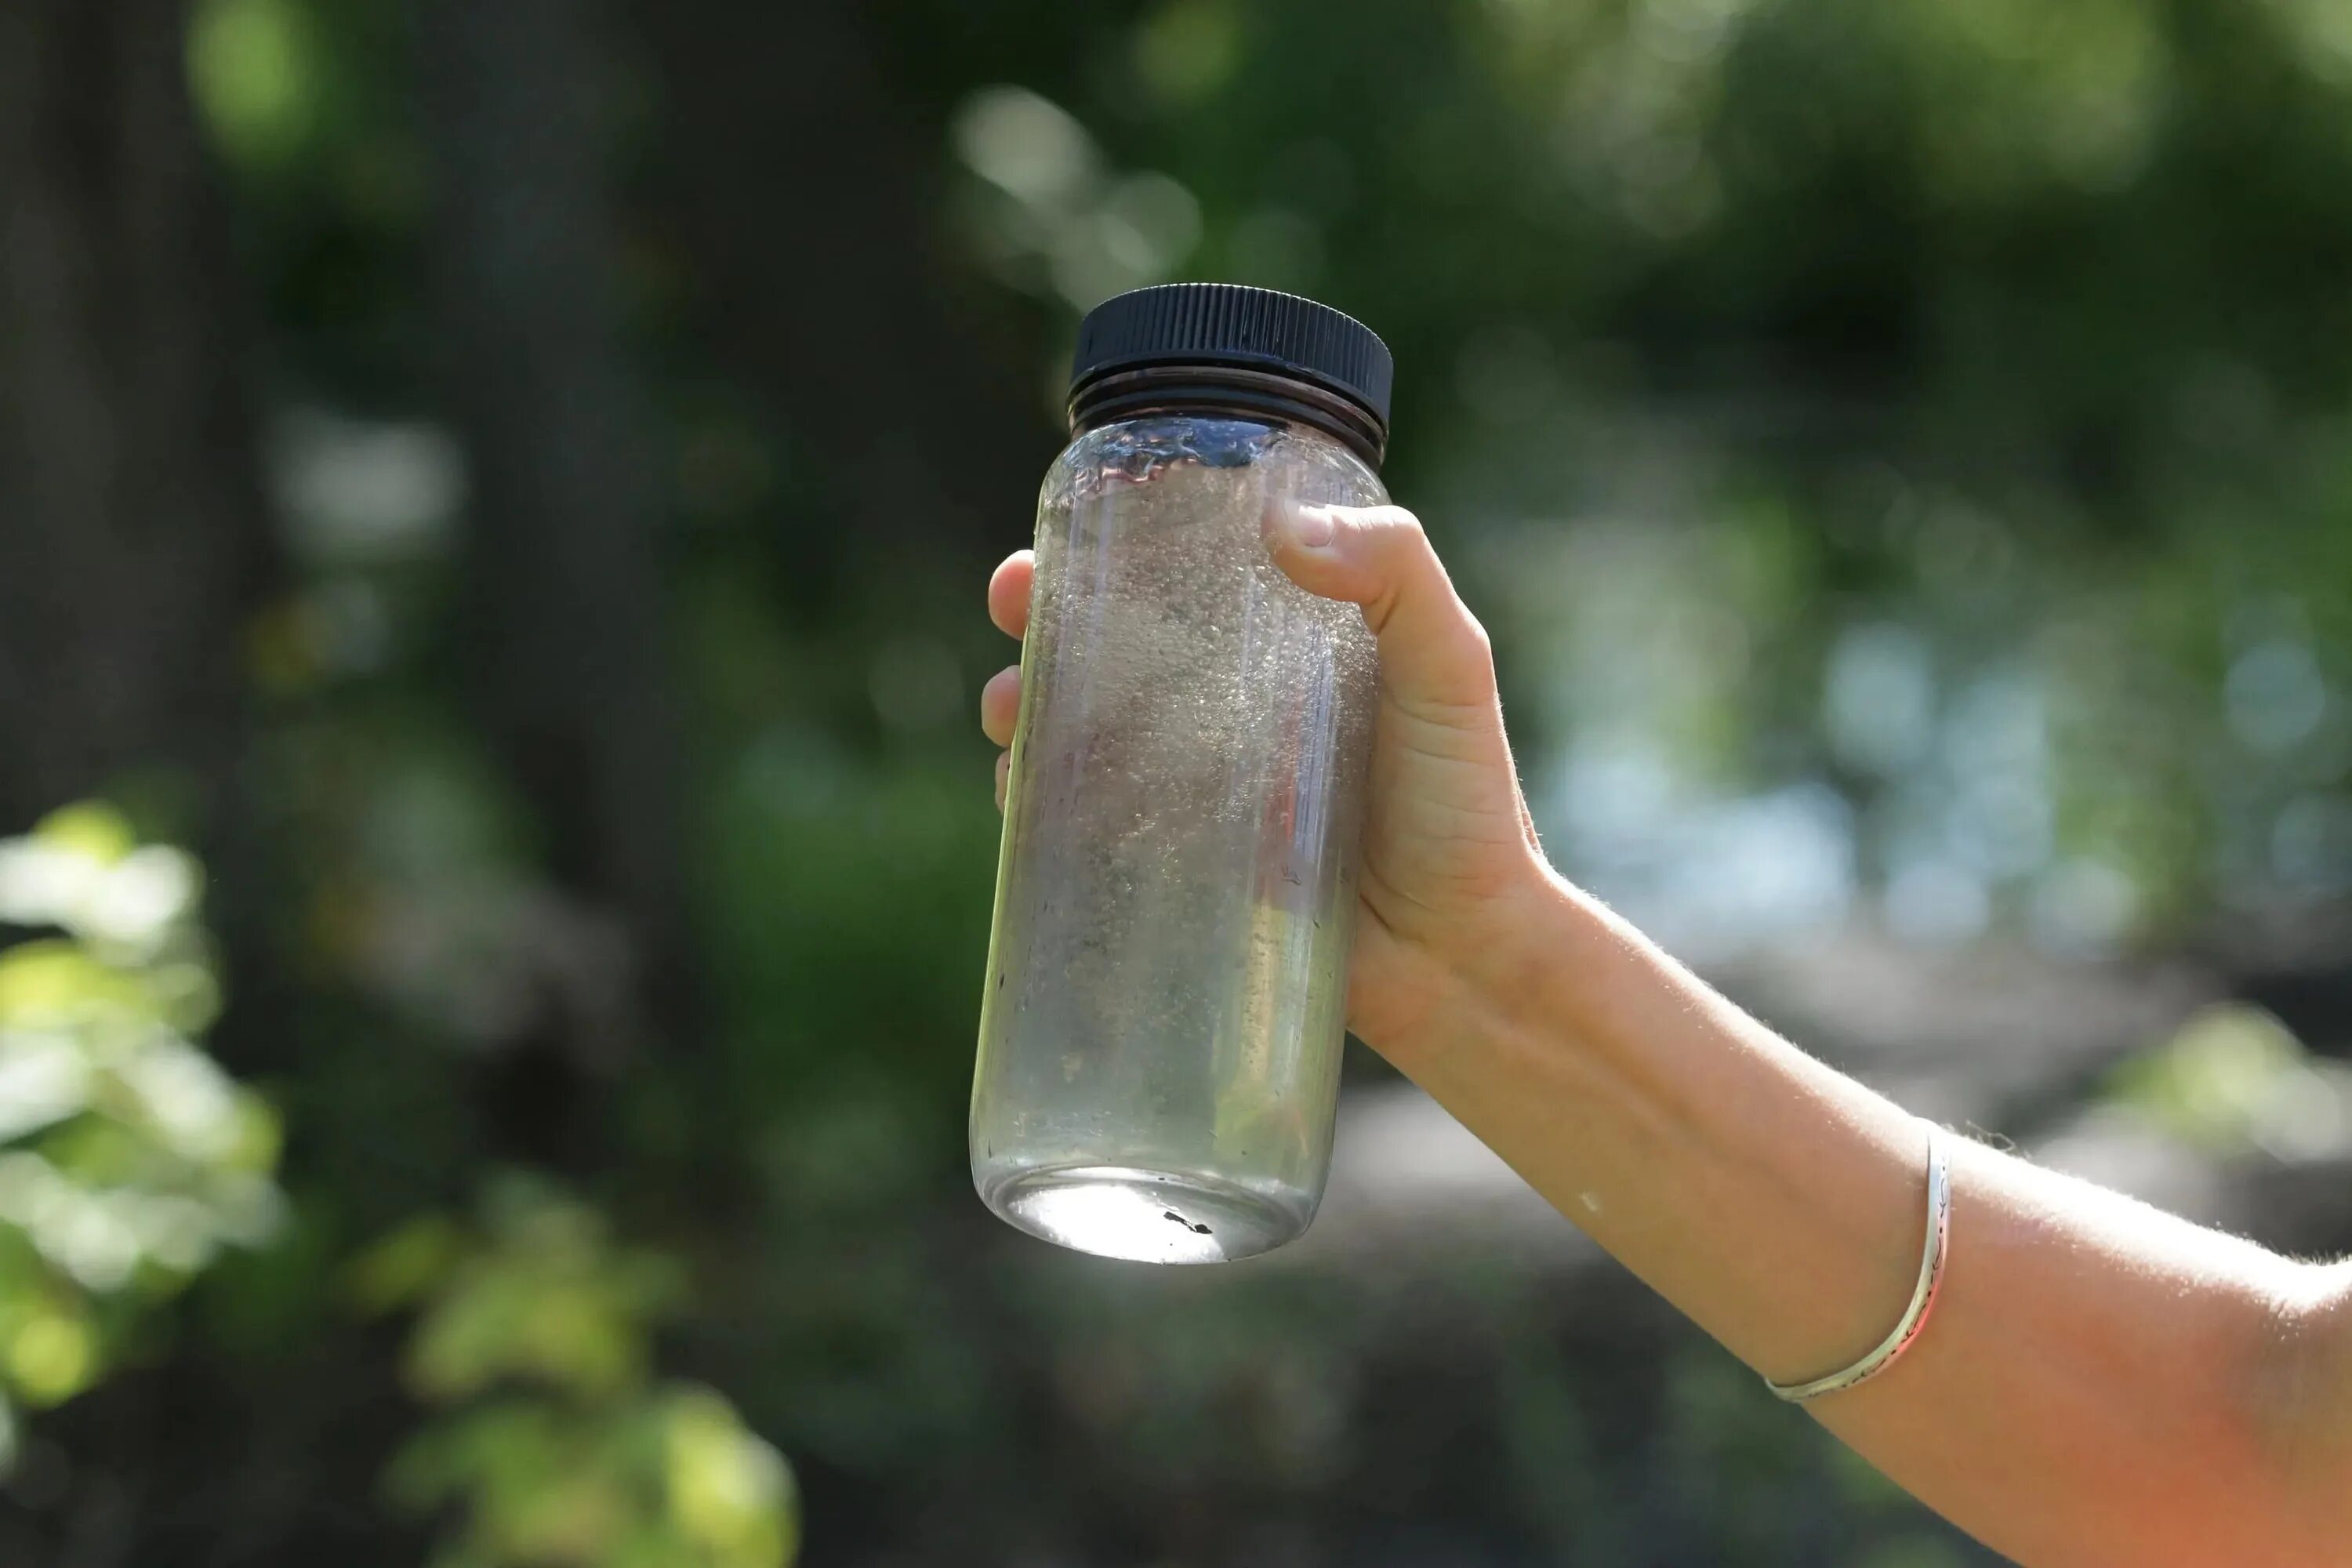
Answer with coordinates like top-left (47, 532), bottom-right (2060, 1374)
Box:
top-left (989, 550), bottom-right (1035, 640)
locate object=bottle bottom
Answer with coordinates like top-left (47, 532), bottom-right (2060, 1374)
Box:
top-left (979, 1163), bottom-right (1309, 1264)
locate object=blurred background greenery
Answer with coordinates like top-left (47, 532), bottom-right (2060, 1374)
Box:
top-left (3, 0), bottom-right (2352, 1562)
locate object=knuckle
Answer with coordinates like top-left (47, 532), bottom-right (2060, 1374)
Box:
top-left (1364, 506), bottom-right (1443, 575)
top-left (1462, 615), bottom-right (1494, 659)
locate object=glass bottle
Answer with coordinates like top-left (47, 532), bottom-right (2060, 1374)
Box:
top-left (971, 283), bottom-right (1394, 1262)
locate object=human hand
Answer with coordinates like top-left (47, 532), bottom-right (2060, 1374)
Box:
top-left (982, 503), bottom-right (1552, 1056)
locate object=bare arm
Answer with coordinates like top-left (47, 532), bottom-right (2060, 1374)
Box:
top-left (1399, 869), bottom-right (2352, 1566)
top-left (980, 505), bottom-right (2352, 1566)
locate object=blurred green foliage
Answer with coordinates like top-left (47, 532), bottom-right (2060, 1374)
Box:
top-left (2109, 1002), bottom-right (2352, 1156)
top-left (357, 1181), bottom-right (795, 1568)
top-left (187, 0), bottom-right (326, 169)
top-left (0, 807), bottom-right (283, 1460)
top-left (912, 0), bottom-right (2352, 961)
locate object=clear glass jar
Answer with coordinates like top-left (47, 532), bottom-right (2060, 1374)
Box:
top-left (971, 403), bottom-right (1386, 1263)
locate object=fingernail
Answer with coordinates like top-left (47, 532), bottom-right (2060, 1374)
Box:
top-left (1287, 506), bottom-right (1337, 550)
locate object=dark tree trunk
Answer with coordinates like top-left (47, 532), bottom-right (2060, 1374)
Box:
top-left (627, 0), bottom-right (1058, 561)
top-left (0, 0), bottom-right (275, 836)
top-left (0, 8), bottom-right (315, 1562)
top-left (418, 0), bottom-right (702, 1094)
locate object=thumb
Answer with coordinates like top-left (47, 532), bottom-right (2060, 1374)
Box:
top-left (1269, 503), bottom-right (1496, 713)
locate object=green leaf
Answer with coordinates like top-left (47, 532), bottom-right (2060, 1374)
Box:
top-left (347, 1214), bottom-right (466, 1315)
top-left (29, 805), bottom-right (136, 869)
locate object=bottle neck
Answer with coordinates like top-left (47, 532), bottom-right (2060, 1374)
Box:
top-left (1067, 363), bottom-right (1386, 470)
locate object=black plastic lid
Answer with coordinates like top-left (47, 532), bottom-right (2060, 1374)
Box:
top-left (1067, 284), bottom-right (1394, 466)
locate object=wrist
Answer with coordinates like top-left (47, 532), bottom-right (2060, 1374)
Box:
top-left (1363, 851), bottom-right (1602, 1073)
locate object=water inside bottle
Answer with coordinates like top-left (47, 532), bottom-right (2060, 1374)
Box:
top-left (971, 419), bottom-right (1381, 1261)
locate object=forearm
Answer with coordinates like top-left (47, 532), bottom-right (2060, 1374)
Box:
top-left (1377, 866), bottom-right (2347, 1567)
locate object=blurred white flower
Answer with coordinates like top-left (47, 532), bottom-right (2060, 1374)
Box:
top-left (119, 1037), bottom-right (242, 1163)
top-left (0, 842), bottom-right (100, 930)
top-left (951, 85), bottom-right (1202, 310)
top-left (953, 85), bottom-right (1098, 212)
top-left (83, 848), bottom-right (200, 949)
top-left (0, 1036), bottom-right (93, 1143)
